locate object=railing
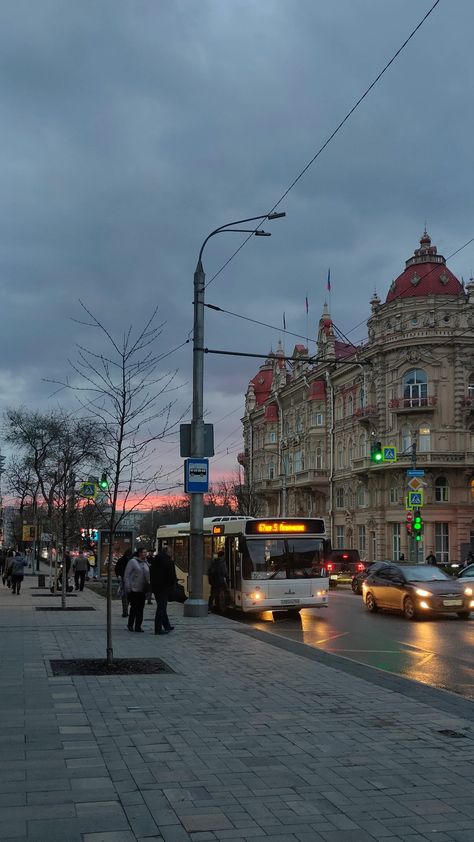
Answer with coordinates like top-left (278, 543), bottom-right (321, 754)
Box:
top-left (354, 405), bottom-right (377, 418)
top-left (388, 396), bottom-right (437, 410)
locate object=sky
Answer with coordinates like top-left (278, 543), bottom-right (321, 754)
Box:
top-left (1, 0), bottom-right (473, 503)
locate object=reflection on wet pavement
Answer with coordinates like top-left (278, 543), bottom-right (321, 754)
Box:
top-left (249, 592), bottom-right (474, 699)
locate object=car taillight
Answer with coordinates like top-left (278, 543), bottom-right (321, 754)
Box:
top-left (326, 563), bottom-right (333, 571)
top-left (357, 563), bottom-right (365, 572)
top-left (342, 554), bottom-right (349, 560)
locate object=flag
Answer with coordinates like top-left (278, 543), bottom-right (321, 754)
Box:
top-left (305, 295), bottom-right (309, 314)
top-left (283, 312), bottom-right (286, 331)
top-left (327, 268), bottom-right (331, 292)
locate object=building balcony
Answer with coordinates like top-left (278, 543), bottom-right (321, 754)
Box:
top-left (354, 405), bottom-right (378, 423)
top-left (253, 477), bottom-right (280, 492)
top-left (388, 396), bottom-right (437, 412)
top-left (292, 469), bottom-right (328, 488)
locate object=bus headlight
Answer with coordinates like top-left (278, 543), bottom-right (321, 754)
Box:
top-left (248, 592), bottom-right (262, 601)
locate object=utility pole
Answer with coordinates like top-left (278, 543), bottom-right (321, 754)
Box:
top-left (411, 441), bottom-right (418, 563)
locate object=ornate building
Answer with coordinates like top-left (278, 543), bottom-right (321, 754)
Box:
top-left (240, 232), bottom-right (474, 564)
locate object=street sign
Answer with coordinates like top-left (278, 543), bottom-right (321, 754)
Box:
top-left (407, 476), bottom-right (426, 491)
top-left (406, 511), bottom-right (413, 522)
top-left (80, 481), bottom-right (97, 499)
top-left (407, 469), bottom-right (425, 477)
top-left (184, 458), bottom-right (209, 493)
top-left (382, 446), bottom-right (397, 462)
top-left (22, 524), bottom-right (36, 541)
top-left (407, 490), bottom-right (424, 508)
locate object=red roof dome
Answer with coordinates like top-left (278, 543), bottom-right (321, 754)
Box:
top-left (386, 231), bottom-right (464, 303)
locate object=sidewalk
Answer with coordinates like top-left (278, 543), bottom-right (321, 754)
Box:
top-left (0, 573), bottom-right (473, 842)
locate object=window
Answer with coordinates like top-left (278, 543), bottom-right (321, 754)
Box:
top-left (336, 488), bottom-right (345, 508)
top-left (358, 525), bottom-right (366, 553)
top-left (401, 425), bottom-right (412, 452)
top-left (435, 523), bottom-right (449, 564)
top-left (335, 398), bottom-right (343, 421)
top-left (336, 526), bottom-right (345, 549)
top-left (347, 394), bottom-right (353, 416)
top-left (357, 485), bottom-right (366, 507)
top-left (402, 369), bottom-right (427, 408)
top-left (268, 463), bottom-right (275, 480)
top-left (316, 447), bottom-right (323, 470)
top-left (392, 523), bottom-right (401, 561)
top-left (295, 415), bottom-right (303, 433)
top-left (268, 431), bottom-right (277, 443)
top-left (348, 440), bottom-right (354, 466)
top-left (435, 476), bottom-right (449, 502)
top-left (337, 444), bottom-right (343, 469)
top-left (311, 411), bottom-right (324, 426)
top-left (389, 487), bottom-right (398, 504)
top-left (294, 450), bottom-right (303, 473)
top-left (358, 433), bottom-right (367, 458)
top-left (418, 426), bottom-right (431, 452)
top-left (359, 384), bottom-right (366, 409)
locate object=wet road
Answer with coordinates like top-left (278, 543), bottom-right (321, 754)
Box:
top-left (246, 590), bottom-right (474, 699)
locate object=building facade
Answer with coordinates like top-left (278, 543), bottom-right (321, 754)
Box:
top-left (240, 232), bottom-right (474, 564)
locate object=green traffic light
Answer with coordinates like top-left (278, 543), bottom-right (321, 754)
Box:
top-left (99, 472), bottom-right (109, 491)
top-left (374, 452), bottom-right (382, 462)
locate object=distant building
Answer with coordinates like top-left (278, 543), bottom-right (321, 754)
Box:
top-left (240, 232), bottom-right (474, 564)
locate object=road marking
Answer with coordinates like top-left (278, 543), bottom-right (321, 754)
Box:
top-left (314, 632), bottom-right (349, 645)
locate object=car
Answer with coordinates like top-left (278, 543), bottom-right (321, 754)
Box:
top-left (457, 563), bottom-right (474, 580)
top-left (327, 549), bottom-right (365, 587)
top-left (351, 560), bottom-right (391, 594)
top-left (362, 563), bottom-right (474, 620)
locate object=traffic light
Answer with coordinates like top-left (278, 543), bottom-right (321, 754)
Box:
top-left (412, 509), bottom-right (423, 541)
top-left (99, 472), bottom-right (109, 491)
top-left (371, 441), bottom-right (383, 463)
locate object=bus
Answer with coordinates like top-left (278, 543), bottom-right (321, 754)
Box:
top-left (156, 516), bottom-right (330, 614)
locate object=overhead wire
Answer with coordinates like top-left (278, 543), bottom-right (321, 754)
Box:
top-left (204, 0), bottom-right (442, 291)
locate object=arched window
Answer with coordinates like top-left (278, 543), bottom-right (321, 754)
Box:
top-left (401, 425), bottom-right (412, 452)
top-left (337, 444), bottom-right (343, 468)
top-left (335, 397), bottom-right (343, 421)
top-left (435, 477), bottom-right (449, 503)
top-left (402, 369), bottom-right (427, 408)
top-left (336, 487), bottom-right (345, 508)
top-left (347, 394), bottom-right (353, 416)
top-left (348, 439), bottom-right (354, 465)
top-left (358, 432), bottom-right (367, 458)
top-left (316, 446), bottom-right (323, 469)
top-left (418, 425), bottom-right (431, 453)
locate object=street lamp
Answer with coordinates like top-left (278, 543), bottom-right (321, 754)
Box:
top-left (183, 211), bottom-right (285, 617)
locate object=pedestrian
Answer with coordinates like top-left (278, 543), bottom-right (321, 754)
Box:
top-left (0, 548), bottom-right (6, 577)
top-left (399, 553), bottom-right (405, 561)
top-left (426, 551), bottom-right (437, 566)
top-left (146, 551), bottom-right (154, 605)
top-left (464, 550), bottom-right (474, 568)
top-left (207, 550), bottom-right (228, 613)
top-left (3, 550), bottom-right (14, 587)
top-left (10, 552), bottom-right (28, 594)
top-left (88, 550), bottom-right (98, 580)
top-left (73, 552), bottom-right (89, 591)
top-left (123, 547), bottom-right (150, 633)
top-left (149, 545), bottom-right (177, 635)
top-left (115, 548), bottom-right (133, 618)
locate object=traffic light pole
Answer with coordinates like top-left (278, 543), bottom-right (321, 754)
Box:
top-left (411, 442), bottom-right (419, 564)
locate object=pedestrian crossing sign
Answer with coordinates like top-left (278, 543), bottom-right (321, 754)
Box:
top-left (80, 481), bottom-right (97, 499)
top-left (407, 490), bottom-right (424, 508)
top-left (382, 446), bottom-right (397, 462)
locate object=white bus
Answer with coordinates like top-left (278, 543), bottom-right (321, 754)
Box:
top-left (156, 516), bottom-right (330, 614)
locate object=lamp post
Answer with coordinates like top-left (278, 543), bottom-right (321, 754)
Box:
top-left (183, 212), bottom-right (285, 617)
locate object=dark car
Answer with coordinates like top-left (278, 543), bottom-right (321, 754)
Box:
top-left (362, 563), bottom-right (474, 620)
top-left (351, 560), bottom-right (391, 594)
top-left (327, 549), bottom-right (365, 587)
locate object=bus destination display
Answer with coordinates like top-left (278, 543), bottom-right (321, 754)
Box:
top-left (246, 518), bottom-right (325, 536)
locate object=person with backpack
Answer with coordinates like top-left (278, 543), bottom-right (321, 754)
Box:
top-left (115, 548), bottom-right (133, 618)
top-left (10, 552), bottom-right (28, 594)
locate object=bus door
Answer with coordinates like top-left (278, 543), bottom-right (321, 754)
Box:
top-left (226, 537), bottom-right (241, 609)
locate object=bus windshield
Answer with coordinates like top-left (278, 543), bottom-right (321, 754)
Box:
top-left (242, 537), bottom-right (327, 580)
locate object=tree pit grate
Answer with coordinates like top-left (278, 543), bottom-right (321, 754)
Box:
top-left (32, 592), bottom-right (77, 597)
top-left (36, 606), bottom-right (95, 612)
top-left (50, 658), bottom-right (174, 675)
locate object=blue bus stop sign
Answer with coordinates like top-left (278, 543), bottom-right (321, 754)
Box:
top-left (184, 458), bottom-right (209, 493)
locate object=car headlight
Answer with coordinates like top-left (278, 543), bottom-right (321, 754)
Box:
top-left (415, 588), bottom-right (432, 597)
top-left (464, 587), bottom-right (473, 596)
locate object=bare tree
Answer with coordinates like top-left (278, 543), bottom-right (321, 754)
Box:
top-left (52, 303), bottom-right (183, 665)
top-left (4, 409), bottom-right (103, 605)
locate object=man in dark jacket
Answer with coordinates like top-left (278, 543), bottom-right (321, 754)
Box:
top-left (115, 549), bottom-right (133, 618)
top-left (207, 550), bottom-right (228, 613)
top-left (149, 546), bottom-right (177, 635)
